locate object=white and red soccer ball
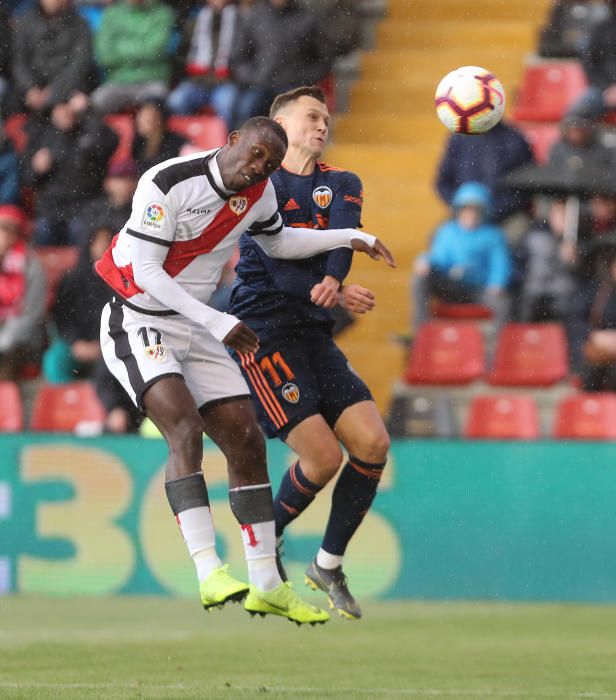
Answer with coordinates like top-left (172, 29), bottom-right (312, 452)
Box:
top-left (435, 66), bottom-right (506, 135)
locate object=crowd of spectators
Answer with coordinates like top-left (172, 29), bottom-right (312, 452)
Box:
top-left (0, 0), bottom-right (361, 432)
top-left (411, 0), bottom-right (616, 395)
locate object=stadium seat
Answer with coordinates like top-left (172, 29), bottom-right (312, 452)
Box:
top-left (104, 114), bottom-right (135, 164)
top-left (488, 323), bottom-right (569, 387)
top-left (3, 114), bottom-right (28, 153)
top-left (431, 300), bottom-right (493, 320)
top-left (386, 392), bottom-right (458, 438)
top-left (35, 247), bottom-right (79, 311)
top-left (404, 321), bottom-right (485, 385)
top-left (0, 382), bottom-right (24, 432)
top-left (319, 74), bottom-right (336, 113)
top-left (553, 393), bottom-right (616, 439)
top-left (512, 62), bottom-right (588, 122)
top-left (465, 394), bottom-right (540, 440)
top-left (30, 381), bottom-right (106, 433)
top-left (513, 121), bottom-right (561, 164)
top-left (167, 115), bottom-right (228, 151)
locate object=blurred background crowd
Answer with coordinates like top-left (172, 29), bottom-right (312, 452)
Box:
top-left (403, 0), bottom-right (616, 439)
top-left (6, 0), bottom-right (616, 439)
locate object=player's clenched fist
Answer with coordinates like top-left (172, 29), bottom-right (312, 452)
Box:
top-left (351, 237), bottom-right (396, 267)
top-left (310, 275), bottom-right (341, 309)
top-left (340, 284), bottom-right (376, 314)
top-left (223, 322), bottom-right (260, 354)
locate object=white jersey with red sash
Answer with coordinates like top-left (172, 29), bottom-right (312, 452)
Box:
top-left (96, 148), bottom-right (282, 315)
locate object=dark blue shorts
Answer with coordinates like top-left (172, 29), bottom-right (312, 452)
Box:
top-left (230, 327), bottom-right (373, 441)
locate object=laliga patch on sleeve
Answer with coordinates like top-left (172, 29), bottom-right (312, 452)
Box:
top-left (142, 202), bottom-right (166, 230)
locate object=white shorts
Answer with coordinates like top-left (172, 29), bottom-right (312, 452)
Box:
top-left (100, 301), bottom-right (250, 411)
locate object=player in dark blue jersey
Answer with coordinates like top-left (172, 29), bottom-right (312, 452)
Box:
top-left (229, 86), bottom-right (392, 619)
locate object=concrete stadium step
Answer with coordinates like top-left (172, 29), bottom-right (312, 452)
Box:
top-left (387, 0), bottom-right (552, 22)
top-left (334, 114), bottom-right (449, 143)
top-left (339, 339), bottom-right (406, 408)
top-left (360, 48), bottom-right (526, 84)
top-left (325, 144), bottom-right (444, 175)
top-left (376, 19), bottom-right (536, 50)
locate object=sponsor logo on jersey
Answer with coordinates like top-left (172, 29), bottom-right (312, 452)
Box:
top-left (283, 198), bottom-right (301, 211)
top-left (143, 202), bottom-right (165, 230)
top-left (312, 186), bottom-right (333, 209)
top-left (281, 382), bottom-right (300, 404)
top-left (186, 207), bottom-right (212, 215)
top-left (229, 195), bottom-right (249, 215)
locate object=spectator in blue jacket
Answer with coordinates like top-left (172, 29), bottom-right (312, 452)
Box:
top-left (412, 182), bottom-right (512, 331)
top-left (0, 125), bottom-right (19, 205)
top-left (436, 120), bottom-right (534, 225)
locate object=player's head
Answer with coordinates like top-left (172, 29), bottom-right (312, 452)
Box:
top-left (221, 117), bottom-right (288, 191)
top-left (270, 86), bottom-right (329, 159)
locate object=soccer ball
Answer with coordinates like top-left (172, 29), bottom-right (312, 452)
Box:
top-left (435, 66), bottom-right (506, 135)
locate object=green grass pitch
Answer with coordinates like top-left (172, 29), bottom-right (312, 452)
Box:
top-left (1, 596), bottom-right (616, 699)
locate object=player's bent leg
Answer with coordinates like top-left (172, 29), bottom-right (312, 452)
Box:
top-left (199, 398), bottom-right (329, 624)
top-left (272, 416), bottom-right (343, 579)
top-left (334, 400), bottom-right (391, 466)
top-left (143, 377), bottom-right (206, 481)
top-left (274, 415), bottom-right (343, 534)
top-left (305, 401), bottom-right (390, 620)
top-left (285, 415), bottom-right (344, 486)
top-left (144, 378), bottom-right (248, 610)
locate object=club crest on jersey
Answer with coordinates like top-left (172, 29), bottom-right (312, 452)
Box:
top-left (312, 186), bottom-right (333, 209)
top-left (229, 195), bottom-right (249, 215)
top-left (281, 382), bottom-right (300, 404)
top-left (142, 202), bottom-right (165, 230)
top-left (145, 344), bottom-right (167, 362)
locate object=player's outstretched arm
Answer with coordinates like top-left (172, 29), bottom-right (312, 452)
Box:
top-left (252, 225), bottom-right (396, 267)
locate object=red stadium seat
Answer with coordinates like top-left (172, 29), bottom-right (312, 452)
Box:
top-left (404, 321), bottom-right (485, 385)
top-left (105, 114), bottom-right (135, 164)
top-left (553, 393), bottom-right (616, 439)
top-left (432, 300), bottom-right (493, 320)
top-left (512, 62), bottom-right (588, 122)
top-left (465, 394), bottom-right (540, 440)
top-left (0, 382), bottom-right (24, 432)
top-left (513, 121), bottom-right (561, 164)
top-left (35, 247), bottom-right (79, 311)
top-left (488, 323), bottom-right (569, 387)
top-left (30, 381), bottom-right (106, 432)
top-left (319, 74), bottom-right (336, 113)
top-left (167, 115), bottom-right (228, 150)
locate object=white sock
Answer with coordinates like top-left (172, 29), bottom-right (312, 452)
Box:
top-left (239, 520), bottom-right (282, 592)
top-left (317, 548), bottom-right (343, 570)
top-left (175, 506), bottom-right (222, 582)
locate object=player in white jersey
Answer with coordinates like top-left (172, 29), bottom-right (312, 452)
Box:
top-left (96, 117), bottom-right (395, 625)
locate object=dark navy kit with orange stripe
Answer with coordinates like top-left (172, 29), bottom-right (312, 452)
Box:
top-left (229, 162), bottom-right (372, 440)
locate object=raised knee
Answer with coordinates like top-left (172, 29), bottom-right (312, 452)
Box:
top-left (353, 429), bottom-right (390, 464)
top-left (313, 443), bottom-right (344, 480)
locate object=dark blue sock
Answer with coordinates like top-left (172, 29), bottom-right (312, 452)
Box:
top-left (273, 461), bottom-right (322, 537)
top-left (321, 455), bottom-right (386, 556)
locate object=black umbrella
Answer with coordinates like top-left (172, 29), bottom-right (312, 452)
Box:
top-left (503, 161), bottom-right (616, 197)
